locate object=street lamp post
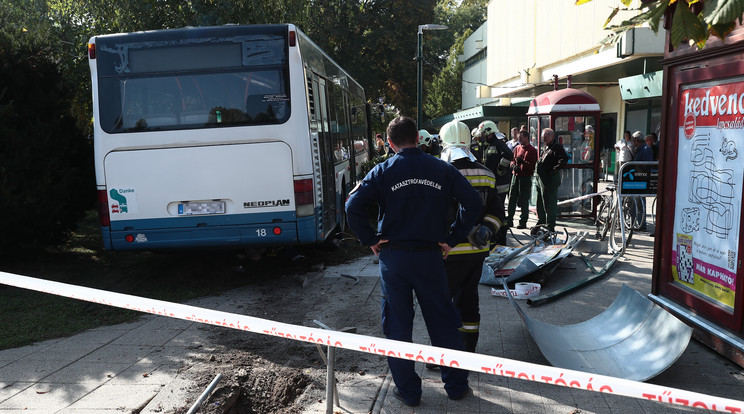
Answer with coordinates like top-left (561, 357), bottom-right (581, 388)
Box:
top-left (416, 24), bottom-right (448, 130)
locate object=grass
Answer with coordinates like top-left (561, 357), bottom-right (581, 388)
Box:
top-left (0, 211), bottom-right (371, 350)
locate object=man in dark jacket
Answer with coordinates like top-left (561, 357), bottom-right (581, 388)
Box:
top-left (507, 130), bottom-right (538, 229)
top-left (536, 128), bottom-right (568, 232)
top-left (345, 116), bottom-right (480, 407)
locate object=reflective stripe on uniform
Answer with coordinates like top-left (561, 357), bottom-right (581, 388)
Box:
top-left (496, 183), bottom-right (510, 193)
top-left (499, 157), bottom-right (511, 168)
top-left (458, 322), bottom-right (480, 332)
top-left (466, 175), bottom-right (495, 187)
top-left (483, 214), bottom-right (502, 228)
top-left (449, 242), bottom-right (490, 255)
top-left (458, 168), bottom-right (496, 188)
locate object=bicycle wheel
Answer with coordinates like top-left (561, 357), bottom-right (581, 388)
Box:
top-left (610, 202), bottom-right (633, 252)
top-left (632, 196), bottom-right (646, 230)
top-left (595, 196), bottom-right (611, 241)
top-left (622, 196), bottom-right (645, 231)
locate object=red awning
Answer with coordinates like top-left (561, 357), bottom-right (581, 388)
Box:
top-left (527, 88), bottom-right (600, 115)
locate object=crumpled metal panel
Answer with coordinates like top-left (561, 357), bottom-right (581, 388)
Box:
top-left (506, 284), bottom-right (693, 381)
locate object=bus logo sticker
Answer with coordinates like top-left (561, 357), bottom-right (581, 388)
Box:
top-left (243, 199), bottom-right (290, 209)
top-left (109, 187), bottom-right (139, 214)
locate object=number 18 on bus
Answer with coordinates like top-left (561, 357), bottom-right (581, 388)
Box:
top-left (88, 24), bottom-right (373, 250)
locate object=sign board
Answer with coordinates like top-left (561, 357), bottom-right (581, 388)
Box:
top-left (671, 76), bottom-right (744, 311)
top-left (619, 162), bottom-right (658, 195)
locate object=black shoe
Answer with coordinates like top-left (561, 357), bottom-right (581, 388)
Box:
top-left (425, 362), bottom-right (439, 370)
top-left (516, 223), bottom-right (527, 229)
top-left (393, 387), bottom-right (420, 407)
top-left (449, 386), bottom-right (472, 401)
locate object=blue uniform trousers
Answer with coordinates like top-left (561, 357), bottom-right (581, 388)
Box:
top-left (379, 247), bottom-right (469, 403)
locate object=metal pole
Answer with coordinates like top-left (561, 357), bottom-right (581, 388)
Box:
top-left (416, 29), bottom-right (423, 130)
top-left (326, 346), bottom-right (336, 414)
top-left (186, 373), bottom-right (223, 414)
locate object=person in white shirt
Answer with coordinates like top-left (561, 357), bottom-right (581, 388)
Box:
top-left (506, 127), bottom-right (519, 151)
top-left (614, 130), bottom-right (634, 181)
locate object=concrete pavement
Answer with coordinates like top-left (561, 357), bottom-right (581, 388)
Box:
top-left (1, 213), bottom-right (743, 413)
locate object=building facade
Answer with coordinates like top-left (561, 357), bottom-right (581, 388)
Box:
top-left (459, 0), bottom-right (665, 159)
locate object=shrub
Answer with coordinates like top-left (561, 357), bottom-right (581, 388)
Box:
top-left (0, 31), bottom-right (94, 253)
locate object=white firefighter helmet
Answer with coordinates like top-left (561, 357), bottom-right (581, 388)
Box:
top-left (439, 120), bottom-right (476, 163)
top-left (440, 120), bottom-right (471, 148)
top-left (418, 129), bottom-right (433, 147)
top-left (471, 127), bottom-right (480, 138)
top-left (477, 120), bottom-right (499, 138)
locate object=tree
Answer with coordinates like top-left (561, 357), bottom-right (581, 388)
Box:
top-left (423, 29), bottom-right (471, 119)
top-left (0, 29), bottom-right (94, 253)
top-left (578, 0), bottom-right (744, 50)
top-left (422, 0), bottom-right (486, 120)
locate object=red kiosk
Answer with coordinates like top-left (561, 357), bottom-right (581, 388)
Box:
top-left (650, 20), bottom-right (744, 366)
top-left (527, 87), bottom-right (601, 217)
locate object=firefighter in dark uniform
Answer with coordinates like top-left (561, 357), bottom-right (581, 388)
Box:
top-left (345, 116), bottom-right (481, 407)
top-left (417, 129), bottom-right (438, 157)
top-left (440, 120), bottom-right (504, 354)
top-left (469, 127), bottom-right (486, 163)
top-left (478, 120), bottom-right (513, 244)
top-left (430, 135), bottom-right (442, 157)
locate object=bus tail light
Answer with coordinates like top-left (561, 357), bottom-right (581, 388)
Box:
top-left (97, 189), bottom-right (110, 226)
top-left (289, 30), bottom-right (296, 47)
top-left (294, 178), bottom-right (314, 217)
top-left (88, 43), bottom-right (96, 59)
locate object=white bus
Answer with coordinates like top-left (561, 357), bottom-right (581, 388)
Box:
top-left (87, 24), bottom-right (372, 250)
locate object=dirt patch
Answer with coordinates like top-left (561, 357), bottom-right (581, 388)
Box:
top-left (198, 363), bottom-right (309, 414)
top-left (174, 254), bottom-right (386, 414)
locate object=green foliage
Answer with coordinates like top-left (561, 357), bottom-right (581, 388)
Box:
top-left (587, 0), bottom-right (744, 50)
top-left (0, 0), bottom-right (449, 136)
top-left (360, 154), bottom-right (392, 176)
top-left (424, 28), bottom-right (471, 119)
top-left (0, 30), bottom-right (94, 253)
top-left (672, 0), bottom-right (709, 49)
top-left (423, 0), bottom-right (486, 120)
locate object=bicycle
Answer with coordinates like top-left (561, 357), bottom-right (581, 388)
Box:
top-left (595, 184), bottom-right (633, 253)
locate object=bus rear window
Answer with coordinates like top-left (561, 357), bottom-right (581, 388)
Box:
top-left (99, 69), bottom-right (290, 132)
top-left (94, 27), bottom-right (290, 133)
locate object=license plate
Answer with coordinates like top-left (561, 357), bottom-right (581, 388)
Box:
top-left (178, 201), bottom-right (225, 215)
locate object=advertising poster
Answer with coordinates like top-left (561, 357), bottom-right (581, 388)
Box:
top-left (672, 77), bottom-right (744, 311)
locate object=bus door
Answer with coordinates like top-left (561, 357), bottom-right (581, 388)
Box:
top-left (343, 92), bottom-right (358, 186)
top-left (316, 77), bottom-right (338, 237)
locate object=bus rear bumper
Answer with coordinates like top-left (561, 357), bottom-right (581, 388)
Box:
top-left (103, 221), bottom-right (307, 250)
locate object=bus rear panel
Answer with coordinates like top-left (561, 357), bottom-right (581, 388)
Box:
top-left (89, 25), bottom-right (354, 250)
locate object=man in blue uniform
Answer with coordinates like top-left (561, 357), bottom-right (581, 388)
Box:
top-left (345, 116), bottom-right (482, 407)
